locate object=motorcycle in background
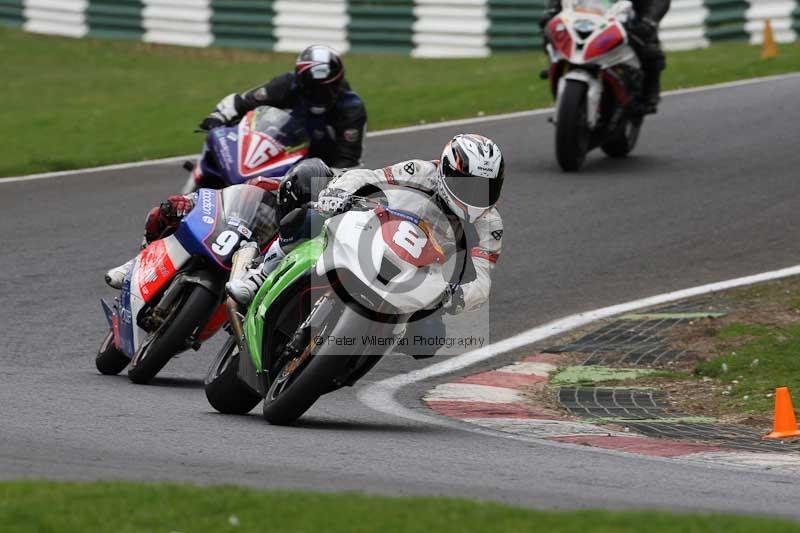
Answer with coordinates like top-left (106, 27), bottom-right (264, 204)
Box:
top-left (544, 0), bottom-right (644, 171)
top-left (96, 184), bottom-right (279, 384)
top-left (182, 106), bottom-right (310, 193)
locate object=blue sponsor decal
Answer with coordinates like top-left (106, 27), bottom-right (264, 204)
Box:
top-left (118, 271), bottom-right (136, 358)
top-left (386, 207), bottom-right (421, 225)
top-left (177, 188), bottom-right (221, 262)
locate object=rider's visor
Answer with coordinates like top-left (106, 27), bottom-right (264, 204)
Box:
top-left (442, 172), bottom-right (503, 209)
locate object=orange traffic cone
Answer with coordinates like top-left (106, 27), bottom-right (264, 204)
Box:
top-left (764, 387), bottom-right (800, 439)
top-left (761, 19), bottom-right (779, 60)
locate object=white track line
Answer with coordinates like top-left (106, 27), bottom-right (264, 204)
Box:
top-left (4, 71), bottom-right (799, 185)
top-left (358, 264), bottom-right (800, 426)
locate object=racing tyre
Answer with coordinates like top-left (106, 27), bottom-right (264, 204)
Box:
top-left (262, 301), bottom-right (367, 426)
top-left (128, 284), bottom-right (218, 384)
top-left (96, 329), bottom-right (130, 375)
top-left (204, 336), bottom-right (262, 414)
top-left (555, 79), bottom-right (590, 172)
top-left (601, 116), bottom-right (642, 158)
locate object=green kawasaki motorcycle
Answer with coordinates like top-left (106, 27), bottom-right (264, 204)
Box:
top-left (204, 187), bottom-right (461, 425)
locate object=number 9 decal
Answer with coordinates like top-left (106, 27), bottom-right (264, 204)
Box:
top-left (211, 230), bottom-right (239, 257)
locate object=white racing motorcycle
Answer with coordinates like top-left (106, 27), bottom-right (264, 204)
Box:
top-left (204, 186), bottom-right (464, 425)
top-left (544, 0), bottom-right (645, 171)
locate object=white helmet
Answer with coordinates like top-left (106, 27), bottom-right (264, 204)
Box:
top-left (437, 134), bottom-right (505, 222)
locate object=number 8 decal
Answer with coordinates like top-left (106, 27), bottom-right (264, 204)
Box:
top-left (212, 230), bottom-right (239, 257)
top-left (392, 221), bottom-right (427, 259)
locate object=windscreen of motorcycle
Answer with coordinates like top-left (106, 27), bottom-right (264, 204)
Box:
top-left (564, 0), bottom-right (610, 14)
top-left (199, 185), bottom-right (279, 268)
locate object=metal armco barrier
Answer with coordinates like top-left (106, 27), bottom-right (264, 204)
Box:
top-left (1, 0), bottom-right (797, 57)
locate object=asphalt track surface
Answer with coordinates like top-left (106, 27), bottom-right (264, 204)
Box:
top-left (2, 76), bottom-right (800, 517)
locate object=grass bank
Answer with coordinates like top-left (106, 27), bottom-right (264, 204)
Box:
top-left (694, 278), bottom-right (800, 416)
top-left (4, 26), bottom-right (800, 176)
top-left (2, 481), bottom-right (798, 532)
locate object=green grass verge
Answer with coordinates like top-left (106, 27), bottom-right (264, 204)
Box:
top-left (695, 280), bottom-right (800, 415)
top-left (4, 26), bottom-right (800, 176)
top-left (2, 481), bottom-right (799, 532)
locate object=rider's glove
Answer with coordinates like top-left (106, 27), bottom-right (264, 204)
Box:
top-left (162, 195), bottom-right (195, 220)
top-left (441, 283), bottom-right (465, 315)
top-left (624, 16), bottom-right (657, 46)
top-left (198, 93), bottom-right (240, 131)
top-left (198, 114), bottom-right (226, 132)
top-left (144, 195), bottom-right (194, 242)
top-left (316, 188), bottom-right (353, 217)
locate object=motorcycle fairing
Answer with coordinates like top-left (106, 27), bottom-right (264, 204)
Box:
top-left (244, 236), bottom-right (326, 373)
top-left (316, 210), bottom-right (448, 314)
top-left (203, 127), bottom-right (242, 184)
top-left (376, 207), bottom-right (445, 268)
top-left (583, 23), bottom-right (624, 61)
top-left (547, 16), bottom-right (574, 58)
top-left (199, 108), bottom-right (310, 187)
top-left (237, 119), bottom-right (306, 178)
top-left (133, 238), bottom-right (187, 304)
top-left (113, 235), bottom-right (193, 358)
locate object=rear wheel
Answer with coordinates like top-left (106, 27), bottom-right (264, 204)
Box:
top-left (95, 329), bottom-right (129, 375)
top-left (128, 285), bottom-right (218, 384)
top-left (204, 336), bottom-right (262, 414)
top-left (601, 115), bottom-right (643, 158)
top-left (555, 79), bottom-right (590, 172)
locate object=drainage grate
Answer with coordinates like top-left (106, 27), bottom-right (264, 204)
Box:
top-left (544, 318), bottom-right (689, 366)
top-left (624, 422), bottom-right (800, 453)
top-left (558, 387), bottom-right (680, 420)
top-left (557, 385), bottom-right (800, 453)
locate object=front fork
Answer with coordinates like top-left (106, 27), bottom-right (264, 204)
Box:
top-left (225, 242), bottom-right (259, 353)
top-left (556, 68), bottom-right (603, 129)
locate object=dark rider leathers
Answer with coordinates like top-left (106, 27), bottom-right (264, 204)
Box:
top-left (205, 73), bottom-right (367, 168)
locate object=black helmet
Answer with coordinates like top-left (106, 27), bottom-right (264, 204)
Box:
top-left (295, 45), bottom-right (345, 112)
top-left (278, 158), bottom-right (334, 217)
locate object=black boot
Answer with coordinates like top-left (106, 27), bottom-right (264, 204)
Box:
top-left (641, 68), bottom-right (661, 115)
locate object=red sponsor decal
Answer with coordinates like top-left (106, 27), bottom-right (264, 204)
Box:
top-left (134, 240), bottom-right (177, 303)
top-left (584, 23), bottom-right (623, 61)
top-left (471, 247), bottom-right (499, 264)
top-left (196, 303), bottom-right (228, 342)
top-left (382, 166), bottom-right (395, 184)
top-left (378, 208), bottom-right (445, 267)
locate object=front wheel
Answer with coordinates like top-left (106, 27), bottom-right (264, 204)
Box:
top-left (96, 329), bottom-right (129, 375)
top-left (204, 336), bottom-right (262, 414)
top-left (555, 79), bottom-right (590, 172)
top-left (601, 116), bottom-right (643, 158)
top-left (128, 284), bottom-right (218, 384)
top-left (262, 301), bottom-right (374, 425)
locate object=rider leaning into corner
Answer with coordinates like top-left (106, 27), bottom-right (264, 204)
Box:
top-left (542, 0), bottom-right (671, 114)
top-left (199, 44), bottom-right (367, 169)
top-left (227, 134), bottom-right (506, 358)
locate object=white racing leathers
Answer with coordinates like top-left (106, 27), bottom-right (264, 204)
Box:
top-left (328, 159), bottom-right (503, 312)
